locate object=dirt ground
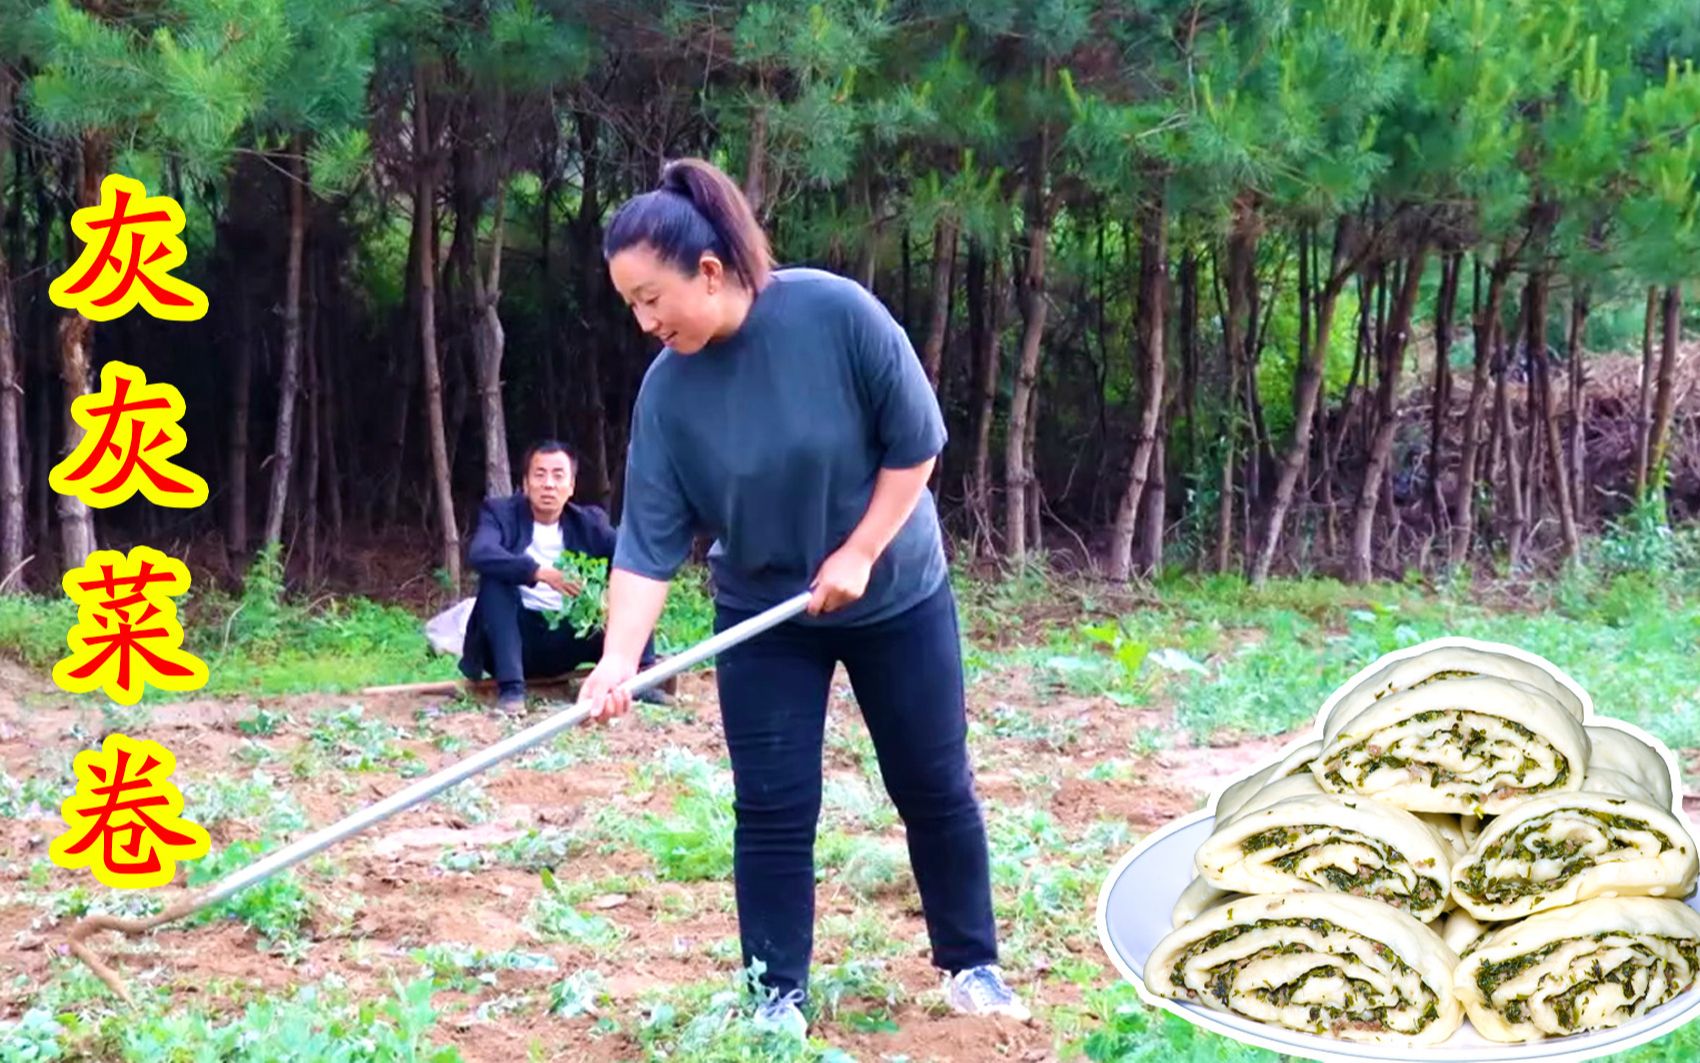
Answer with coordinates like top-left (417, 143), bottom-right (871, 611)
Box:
top-left (0, 651), bottom-right (1299, 1062)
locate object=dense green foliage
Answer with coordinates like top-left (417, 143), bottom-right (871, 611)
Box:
top-left (0, 0), bottom-right (1694, 599)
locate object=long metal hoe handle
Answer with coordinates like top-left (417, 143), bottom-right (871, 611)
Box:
top-left (65, 589), bottom-right (814, 1004)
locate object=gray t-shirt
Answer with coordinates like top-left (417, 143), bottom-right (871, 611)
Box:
top-left (612, 267), bottom-right (948, 626)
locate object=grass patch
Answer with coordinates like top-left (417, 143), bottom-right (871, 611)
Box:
top-left (1, 976), bottom-right (460, 1062)
top-left (1043, 567), bottom-right (1700, 750)
top-left (529, 869), bottom-right (629, 952)
top-left (630, 968), bottom-right (859, 1062)
top-left (0, 771), bottom-right (62, 819)
top-left (637, 789), bottom-right (735, 883)
top-left (306, 704), bottom-right (425, 775)
top-left (0, 545), bottom-right (723, 700)
top-left (1066, 982), bottom-right (1283, 1062)
top-left (655, 566), bottom-right (716, 657)
top-left (820, 774), bottom-right (897, 832)
top-left (410, 943), bottom-right (558, 992)
top-left (434, 825), bottom-right (589, 873)
top-left (183, 839), bottom-right (313, 949)
top-left (0, 594), bottom-right (77, 672)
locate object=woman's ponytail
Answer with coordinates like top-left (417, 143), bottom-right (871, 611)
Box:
top-left (604, 157), bottom-right (775, 292)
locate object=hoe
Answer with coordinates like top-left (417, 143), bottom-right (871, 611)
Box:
top-left (64, 591), bottom-right (815, 1004)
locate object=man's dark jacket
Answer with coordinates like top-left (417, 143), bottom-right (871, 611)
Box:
top-left (457, 492), bottom-right (619, 680)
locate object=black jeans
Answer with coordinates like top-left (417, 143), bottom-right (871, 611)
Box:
top-left (712, 579), bottom-right (999, 999)
top-left (472, 578), bottom-right (653, 696)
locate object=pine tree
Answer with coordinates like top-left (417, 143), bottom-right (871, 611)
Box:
top-left (22, 0), bottom-right (289, 569)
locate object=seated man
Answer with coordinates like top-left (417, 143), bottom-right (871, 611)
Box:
top-left (458, 440), bottom-right (661, 713)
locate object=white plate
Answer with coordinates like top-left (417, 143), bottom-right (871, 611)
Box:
top-left (1096, 809), bottom-right (1700, 1063)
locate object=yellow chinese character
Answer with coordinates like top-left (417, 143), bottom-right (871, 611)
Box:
top-left (53, 546), bottom-right (209, 706)
top-left (51, 733), bottom-right (209, 890)
top-left (49, 172), bottom-right (208, 323)
top-left (49, 361), bottom-right (208, 509)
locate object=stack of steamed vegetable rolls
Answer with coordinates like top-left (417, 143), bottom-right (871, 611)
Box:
top-left (1143, 640), bottom-right (1700, 1045)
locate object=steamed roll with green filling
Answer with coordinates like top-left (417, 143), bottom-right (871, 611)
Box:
top-left (1216, 760), bottom-right (1285, 823)
top-left (1586, 725), bottom-right (1675, 810)
top-left (1453, 895), bottom-right (1700, 1042)
top-left (1324, 643), bottom-right (1586, 738)
top-left (1218, 773), bottom-right (1326, 825)
top-left (1416, 813), bottom-right (1473, 861)
top-left (1173, 875), bottom-right (1242, 929)
top-left (1197, 787), bottom-right (1454, 921)
top-left (1449, 790), bottom-right (1698, 920)
top-left (1215, 740), bottom-right (1326, 822)
top-left (1441, 909), bottom-right (1488, 957)
top-left (1272, 739), bottom-right (1324, 779)
top-left (1144, 892), bottom-right (1463, 1044)
top-left (1459, 814), bottom-right (1483, 851)
top-left (1312, 676), bottom-right (1589, 815)
top-left (1585, 767), bottom-right (1656, 802)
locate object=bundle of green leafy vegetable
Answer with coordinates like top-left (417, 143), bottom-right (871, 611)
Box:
top-left (539, 550), bottom-right (610, 636)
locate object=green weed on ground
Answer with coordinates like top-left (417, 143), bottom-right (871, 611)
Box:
top-left (961, 560), bottom-right (1700, 751)
top-left (1131, 567), bottom-right (1700, 748)
top-left (1059, 980), bottom-right (1700, 1062)
top-left (0, 545), bottom-right (723, 700)
top-left (10, 552), bottom-right (1700, 1062)
top-left (0, 976), bottom-right (459, 1062)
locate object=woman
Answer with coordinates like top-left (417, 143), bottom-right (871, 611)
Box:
top-left (576, 157), bottom-right (1028, 1038)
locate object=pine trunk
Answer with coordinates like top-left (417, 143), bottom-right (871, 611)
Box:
top-left (0, 68), bottom-right (24, 590)
top-left (322, 302), bottom-right (344, 540)
top-left (1024, 383), bottom-right (1041, 552)
top-left (1521, 277), bottom-right (1542, 548)
top-left (1381, 460), bottom-right (1400, 571)
top-left (1329, 273), bottom-right (1371, 472)
top-left (472, 180), bottom-right (511, 498)
top-left (1498, 294), bottom-right (1528, 569)
top-left (538, 170), bottom-right (562, 439)
top-left (1314, 244), bottom-right (1340, 559)
top-left (263, 142), bottom-right (307, 549)
top-left (1633, 285), bottom-right (1659, 500)
top-left (415, 60), bottom-right (461, 590)
top-left (228, 294), bottom-right (253, 556)
top-left (1449, 251), bottom-right (1511, 569)
top-left (1109, 186), bottom-right (1167, 581)
top-left (573, 113), bottom-right (612, 504)
top-left (303, 250), bottom-right (321, 585)
top-left (1180, 250), bottom-right (1199, 469)
top-left (30, 165), bottom-right (51, 558)
top-left (55, 137), bottom-right (104, 568)
top-left (1216, 206), bottom-right (1257, 574)
top-left (1252, 216), bottom-right (1352, 585)
top-left (381, 197), bottom-right (420, 529)
top-left (581, 318), bottom-right (610, 505)
top-left (1427, 251), bottom-right (1461, 535)
top-left (969, 241), bottom-right (1004, 554)
top-left (920, 216), bottom-right (957, 390)
top-left (1364, 259), bottom-right (1392, 448)
top-left (1647, 285), bottom-right (1683, 494)
top-left (744, 103), bottom-right (768, 220)
top-left (1347, 246), bottom-right (1426, 584)
top-left (1005, 182), bottom-right (1049, 561)
top-left (901, 224), bottom-right (913, 326)
top-left (1566, 287), bottom-right (1589, 537)
top-left (1317, 380), bottom-right (1339, 557)
top-left (1522, 268), bottom-right (1578, 560)
top-left (1136, 412), bottom-right (1167, 576)
top-left (1244, 261), bottom-right (1273, 510)
top-left (858, 177), bottom-right (880, 291)
top-left (1294, 226), bottom-right (1314, 432)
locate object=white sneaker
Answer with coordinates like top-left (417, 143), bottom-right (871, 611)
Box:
top-left (946, 964), bottom-right (1031, 1020)
top-left (751, 988), bottom-right (808, 1040)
